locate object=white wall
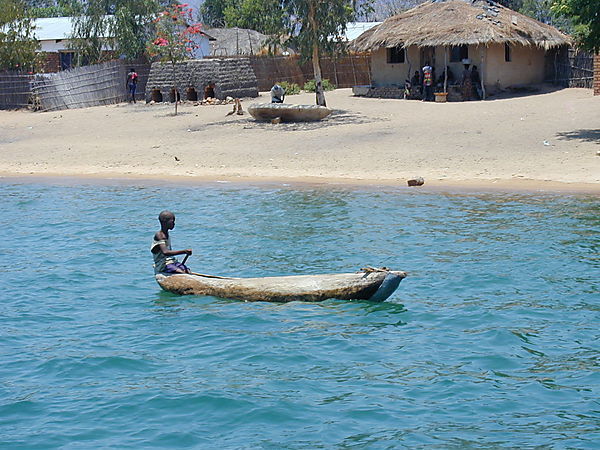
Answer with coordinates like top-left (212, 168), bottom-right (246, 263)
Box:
top-left (371, 47), bottom-right (420, 86)
top-left (191, 35), bottom-right (212, 59)
top-left (483, 43), bottom-right (546, 88)
top-left (39, 40), bottom-right (70, 52)
top-left (371, 43), bottom-right (548, 89)
top-left (39, 39), bottom-right (114, 53)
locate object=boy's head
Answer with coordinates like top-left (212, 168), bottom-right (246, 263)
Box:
top-left (159, 210), bottom-right (175, 230)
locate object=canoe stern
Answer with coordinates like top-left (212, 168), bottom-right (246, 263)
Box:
top-left (367, 271), bottom-right (406, 302)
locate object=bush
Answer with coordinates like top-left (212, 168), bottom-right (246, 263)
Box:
top-left (303, 79), bottom-right (336, 92)
top-left (277, 81), bottom-right (301, 95)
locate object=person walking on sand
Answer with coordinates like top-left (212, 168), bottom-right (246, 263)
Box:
top-left (151, 210), bottom-right (192, 274)
top-left (126, 68), bottom-right (138, 103)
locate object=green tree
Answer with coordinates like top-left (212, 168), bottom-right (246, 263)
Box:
top-left (27, 0), bottom-right (79, 18)
top-left (69, 0), bottom-right (159, 65)
top-left (0, 0), bottom-right (41, 71)
top-left (552, 0), bottom-right (600, 51)
top-left (223, 0), bottom-right (285, 35)
top-left (282, 0), bottom-right (369, 106)
top-left (199, 0), bottom-right (234, 27)
top-left (147, 3), bottom-right (203, 115)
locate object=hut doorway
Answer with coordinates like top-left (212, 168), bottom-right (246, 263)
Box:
top-left (151, 89), bottom-right (163, 102)
top-left (186, 87), bottom-right (198, 101)
top-left (204, 83), bottom-right (215, 99)
top-left (420, 46), bottom-right (435, 69)
top-left (169, 89), bottom-right (180, 102)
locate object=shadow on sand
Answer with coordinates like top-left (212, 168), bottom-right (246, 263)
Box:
top-left (555, 129), bottom-right (600, 144)
top-left (482, 84), bottom-right (565, 101)
top-left (189, 108), bottom-right (381, 134)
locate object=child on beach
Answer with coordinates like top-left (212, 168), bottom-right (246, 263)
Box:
top-left (126, 68), bottom-right (138, 103)
top-left (151, 210), bottom-right (192, 274)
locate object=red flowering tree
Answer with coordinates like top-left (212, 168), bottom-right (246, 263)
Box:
top-left (147, 3), bottom-right (203, 115)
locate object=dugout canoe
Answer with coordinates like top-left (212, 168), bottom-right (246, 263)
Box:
top-left (155, 268), bottom-right (406, 303)
top-left (248, 103), bottom-right (333, 122)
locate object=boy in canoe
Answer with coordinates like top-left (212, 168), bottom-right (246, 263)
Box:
top-left (151, 210), bottom-right (192, 274)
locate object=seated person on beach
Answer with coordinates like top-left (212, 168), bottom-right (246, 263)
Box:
top-left (437, 67), bottom-right (454, 86)
top-left (270, 84), bottom-right (285, 103)
top-left (151, 210), bottom-right (192, 274)
top-left (462, 63), bottom-right (473, 101)
top-left (410, 71), bottom-right (422, 97)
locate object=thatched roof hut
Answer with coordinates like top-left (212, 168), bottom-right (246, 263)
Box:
top-left (351, 0), bottom-right (570, 100)
top-left (353, 0), bottom-right (570, 51)
top-left (206, 27), bottom-right (268, 56)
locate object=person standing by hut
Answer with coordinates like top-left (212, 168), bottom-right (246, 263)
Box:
top-left (461, 61), bottom-right (472, 101)
top-left (471, 65), bottom-right (482, 100)
top-left (126, 68), bottom-right (138, 103)
top-left (422, 63), bottom-right (434, 102)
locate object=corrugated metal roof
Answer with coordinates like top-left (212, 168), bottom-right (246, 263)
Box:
top-left (33, 16), bottom-right (112, 41)
top-left (344, 22), bottom-right (382, 42)
top-left (33, 17), bottom-right (75, 41)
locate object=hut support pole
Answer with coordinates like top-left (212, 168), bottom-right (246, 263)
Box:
top-left (444, 47), bottom-right (448, 93)
top-left (480, 47), bottom-right (486, 100)
top-left (406, 47), bottom-right (412, 86)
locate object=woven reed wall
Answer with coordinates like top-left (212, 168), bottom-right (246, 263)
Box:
top-left (249, 54), bottom-right (372, 91)
top-left (31, 60), bottom-right (150, 112)
top-left (0, 72), bottom-right (34, 110)
top-left (546, 47), bottom-right (594, 89)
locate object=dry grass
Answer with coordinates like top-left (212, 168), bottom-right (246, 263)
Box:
top-left (352, 0), bottom-right (570, 51)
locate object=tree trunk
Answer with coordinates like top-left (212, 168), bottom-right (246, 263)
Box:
top-left (172, 61), bottom-right (178, 116)
top-left (308, 1), bottom-right (326, 107)
top-left (312, 43), bottom-right (326, 106)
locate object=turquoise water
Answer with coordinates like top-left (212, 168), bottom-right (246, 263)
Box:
top-left (1, 180), bottom-right (598, 448)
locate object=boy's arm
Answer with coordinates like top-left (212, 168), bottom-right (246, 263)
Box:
top-left (158, 243), bottom-right (192, 257)
top-left (152, 231), bottom-right (191, 256)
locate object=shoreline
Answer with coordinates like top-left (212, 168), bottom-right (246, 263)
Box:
top-left (2, 88), bottom-right (598, 195)
top-left (2, 171), bottom-right (599, 195)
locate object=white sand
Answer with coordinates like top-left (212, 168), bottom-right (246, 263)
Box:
top-left (1, 87), bottom-right (598, 192)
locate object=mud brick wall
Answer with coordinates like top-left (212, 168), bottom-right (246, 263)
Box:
top-left (594, 53), bottom-right (600, 96)
top-left (145, 58), bottom-right (258, 102)
top-left (40, 53), bottom-right (60, 73)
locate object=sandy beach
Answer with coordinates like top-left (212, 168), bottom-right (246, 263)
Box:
top-left (1, 87), bottom-right (598, 192)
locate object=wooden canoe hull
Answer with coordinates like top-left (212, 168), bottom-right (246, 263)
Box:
top-left (155, 269), bottom-right (406, 303)
top-left (248, 103), bottom-right (333, 122)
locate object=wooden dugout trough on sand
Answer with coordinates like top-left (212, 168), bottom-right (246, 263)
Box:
top-left (156, 268), bottom-right (407, 303)
top-left (248, 103), bottom-right (333, 122)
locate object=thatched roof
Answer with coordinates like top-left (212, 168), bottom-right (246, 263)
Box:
top-left (206, 27), bottom-right (275, 56)
top-left (352, 0), bottom-right (570, 51)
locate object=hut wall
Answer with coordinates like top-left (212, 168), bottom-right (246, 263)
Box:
top-left (145, 58), bottom-right (258, 102)
top-left (370, 43), bottom-right (547, 92)
top-left (370, 47), bottom-right (420, 86)
top-left (484, 43), bottom-right (545, 89)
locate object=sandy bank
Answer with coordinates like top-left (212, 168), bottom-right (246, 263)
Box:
top-left (1, 87), bottom-right (598, 193)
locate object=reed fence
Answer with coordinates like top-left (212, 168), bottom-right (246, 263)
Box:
top-left (249, 54), bottom-right (371, 91)
top-left (31, 60), bottom-right (150, 112)
top-left (547, 47), bottom-right (594, 89)
top-left (0, 72), bottom-right (34, 110)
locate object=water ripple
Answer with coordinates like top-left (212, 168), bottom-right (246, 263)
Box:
top-left (0, 181), bottom-right (598, 448)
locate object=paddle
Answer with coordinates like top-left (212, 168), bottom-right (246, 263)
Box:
top-left (181, 253), bottom-right (233, 279)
